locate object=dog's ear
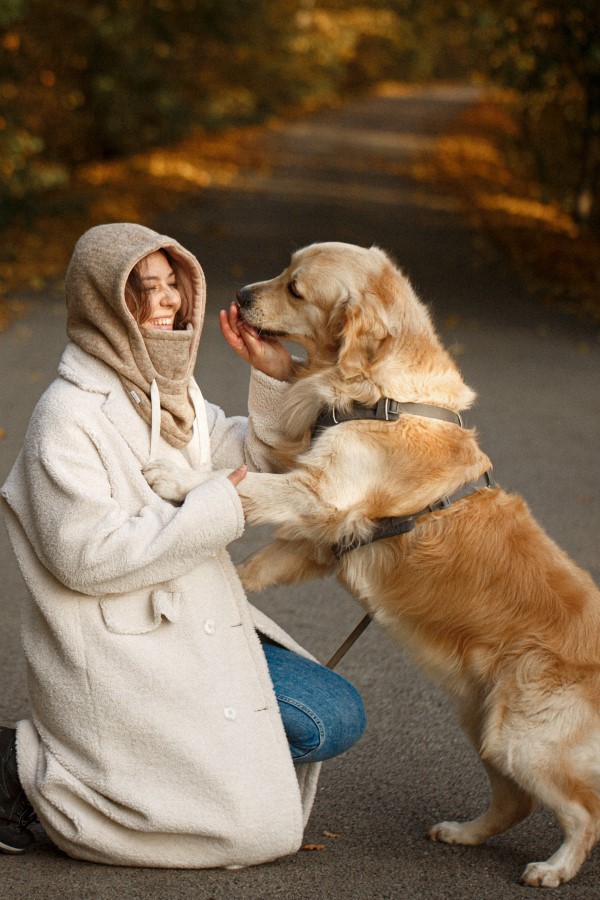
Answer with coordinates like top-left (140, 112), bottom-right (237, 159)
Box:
top-left (335, 288), bottom-right (390, 382)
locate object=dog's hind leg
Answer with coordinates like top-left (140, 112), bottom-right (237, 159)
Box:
top-left (429, 698), bottom-right (534, 847)
top-left (518, 770), bottom-right (600, 887)
top-left (429, 758), bottom-right (535, 846)
top-left (485, 683), bottom-right (600, 886)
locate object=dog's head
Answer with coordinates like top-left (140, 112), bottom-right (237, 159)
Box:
top-left (237, 242), bottom-right (433, 383)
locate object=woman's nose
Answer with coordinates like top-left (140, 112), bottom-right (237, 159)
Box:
top-left (160, 286), bottom-right (178, 305)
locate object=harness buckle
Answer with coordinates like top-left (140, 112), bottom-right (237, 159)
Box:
top-left (375, 397), bottom-right (400, 421)
top-left (430, 496), bottom-right (451, 512)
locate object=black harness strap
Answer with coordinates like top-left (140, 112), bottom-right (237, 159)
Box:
top-left (332, 470), bottom-right (495, 559)
top-left (311, 398), bottom-right (463, 438)
top-left (310, 396), bottom-right (494, 559)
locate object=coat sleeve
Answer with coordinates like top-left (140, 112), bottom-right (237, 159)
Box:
top-left (206, 368), bottom-right (291, 474)
top-left (2, 405), bottom-right (244, 597)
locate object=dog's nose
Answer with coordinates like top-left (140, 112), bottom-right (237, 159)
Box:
top-left (236, 286), bottom-right (253, 309)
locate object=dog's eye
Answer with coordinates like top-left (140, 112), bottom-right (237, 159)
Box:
top-left (287, 281), bottom-right (303, 300)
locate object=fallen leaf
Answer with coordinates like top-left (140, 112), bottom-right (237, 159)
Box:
top-left (322, 831), bottom-right (342, 839)
top-left (301, 843), bottom-right (326, 851)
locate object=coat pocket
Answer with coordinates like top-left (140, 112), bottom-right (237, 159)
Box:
top-left (100, 588), bottom-right (182, 635)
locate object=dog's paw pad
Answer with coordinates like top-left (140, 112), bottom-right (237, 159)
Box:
top-left (521, 862), bottom-right (567, 888)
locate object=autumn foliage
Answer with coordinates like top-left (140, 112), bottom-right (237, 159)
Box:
top-left (1, 1), bottom-right (598, 226)
top-left (0, 1), bottom-right (598, 328)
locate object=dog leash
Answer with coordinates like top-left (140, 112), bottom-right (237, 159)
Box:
top-left (326, 613), bottom-right (372, 669)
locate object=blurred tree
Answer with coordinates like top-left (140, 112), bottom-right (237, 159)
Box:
top-left (443, 0), bottom-right (600, 227)
top-left (1, 0), bottom-right (598, 230)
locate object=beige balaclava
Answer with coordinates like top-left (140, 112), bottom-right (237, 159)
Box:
top-left (65, 223), bottom-right (206, 449)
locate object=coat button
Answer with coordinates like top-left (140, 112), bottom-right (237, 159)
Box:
top-left (224, 707), bottom-right (236, 720)
top-left (203, 619), bottom-right (216, 635)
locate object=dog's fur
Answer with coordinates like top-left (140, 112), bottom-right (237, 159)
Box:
top-left (144, 242), bottom-right (600, 887)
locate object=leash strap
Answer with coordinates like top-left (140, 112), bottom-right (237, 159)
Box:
top-left (325, 613), bottom-right (373, 669)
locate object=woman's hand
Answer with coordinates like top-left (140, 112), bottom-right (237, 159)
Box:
top-left (227, 464), bottom-right (248, 487)
top-left (219, 302), bottom-right (293, 382)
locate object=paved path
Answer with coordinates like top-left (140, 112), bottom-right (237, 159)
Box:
top-left (1, 85), bottom-right (599, 898)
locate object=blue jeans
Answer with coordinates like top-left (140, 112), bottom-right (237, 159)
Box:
top-left (261, 639), bottom-right (366, 764)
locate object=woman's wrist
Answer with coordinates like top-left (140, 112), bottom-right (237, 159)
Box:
top-left (257, 358), bottom-right (293, 382)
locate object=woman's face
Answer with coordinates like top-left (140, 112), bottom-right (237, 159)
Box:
top-left (136, 251), bottom-right (182, 330)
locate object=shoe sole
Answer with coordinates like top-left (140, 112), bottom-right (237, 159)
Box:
top-left (0, 841), bottom-right (29, 854)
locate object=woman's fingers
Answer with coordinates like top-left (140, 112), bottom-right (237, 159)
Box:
top-left (219, 308), bottom-right (247, 354)
top-left (227, 464), bottom-right (248, 486)
top-left (220, 302), bottom-right (292, 380)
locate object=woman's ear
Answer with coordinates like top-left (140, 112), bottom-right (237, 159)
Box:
top-left (336, 289), bottom-right (389, 382)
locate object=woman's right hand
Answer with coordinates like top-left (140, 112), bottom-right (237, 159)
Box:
top-left (220, 302), bottom-right (293, 382)
top-left (227, 464), bottom-right (248, 486)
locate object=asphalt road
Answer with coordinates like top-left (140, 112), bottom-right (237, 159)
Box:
top-left (1, 85), bottom-right (599, 899)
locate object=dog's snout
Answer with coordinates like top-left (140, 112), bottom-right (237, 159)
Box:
top-left (236, 286), bottom-right (253, 309)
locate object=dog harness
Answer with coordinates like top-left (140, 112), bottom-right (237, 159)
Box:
top-left (310, 397), bottom-right (495, 560)
top-left (317, 396), bottom-right (496, 669)
top-left (311, 397), bottom-right (463, 437)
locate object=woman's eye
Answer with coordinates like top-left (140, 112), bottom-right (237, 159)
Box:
top-left (288, 281), bottom-right (302, 299)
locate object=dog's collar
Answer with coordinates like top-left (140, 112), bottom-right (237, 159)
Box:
top-left (312, 398), bottom-right (463, 438)
top-left (332, 470), bottom-right (496, 559)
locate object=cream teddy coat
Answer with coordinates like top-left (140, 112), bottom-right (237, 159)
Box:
top-left (0, 225), bottom-right (320, 868)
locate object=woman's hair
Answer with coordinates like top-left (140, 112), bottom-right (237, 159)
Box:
top-left (125, 249), bottom-right (188, 329)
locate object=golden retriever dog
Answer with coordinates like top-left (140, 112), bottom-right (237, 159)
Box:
top-left (144, 242), bottom-right (600, 887)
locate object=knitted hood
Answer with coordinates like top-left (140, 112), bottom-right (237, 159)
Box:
top-left (65, 223), bottom-right (206, 449)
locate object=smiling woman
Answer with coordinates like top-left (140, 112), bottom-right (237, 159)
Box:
top-left (125, 250), bottom-right (186, 330)
top-left (0, 222), bottom-right (366, 868)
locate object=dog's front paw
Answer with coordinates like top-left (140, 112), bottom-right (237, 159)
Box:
top-left (235, 486), bottom-right (259, 523)
top-left (235, 559), bottom-right (259, 593)
top-left (142, 458), bottom-right (193, 502)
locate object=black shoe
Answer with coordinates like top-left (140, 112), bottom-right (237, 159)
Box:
top-left (0, 726), bottom-right (37, 853)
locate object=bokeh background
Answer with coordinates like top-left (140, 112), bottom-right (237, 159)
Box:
top-left (0, 0), bottom-right (599, 330)
top-left (1, 6), bottom-right (599, 896)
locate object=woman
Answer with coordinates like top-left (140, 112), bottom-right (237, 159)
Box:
top-left (0, 223), bottom-right (365, 867)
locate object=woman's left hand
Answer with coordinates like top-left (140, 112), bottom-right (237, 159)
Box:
top-left (219, 302), bottom-right (293, 382)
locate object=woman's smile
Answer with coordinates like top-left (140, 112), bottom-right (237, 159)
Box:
top-left (136, 251), bottom-right (182, 330)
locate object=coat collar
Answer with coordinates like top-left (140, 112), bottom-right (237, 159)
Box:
top-left (58, 343), bottom-right (209, 469)
top-left (59, 342), bottom-right (154, 465)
